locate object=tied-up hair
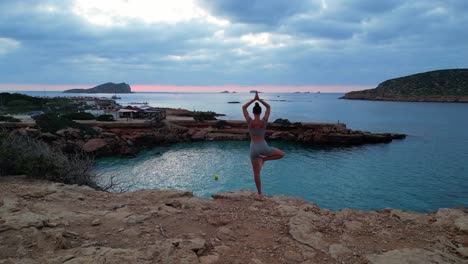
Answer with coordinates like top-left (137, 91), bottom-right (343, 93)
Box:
top-left (253, 102), bottom-right (262, 115)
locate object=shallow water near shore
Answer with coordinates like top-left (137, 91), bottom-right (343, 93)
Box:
top-left (95, 139), bottom-right (468, 213)
top-left (12, 91), bottom-right (468, 212)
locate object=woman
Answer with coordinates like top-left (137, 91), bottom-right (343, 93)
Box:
top-left (243, 91), bottom-right (284, 200)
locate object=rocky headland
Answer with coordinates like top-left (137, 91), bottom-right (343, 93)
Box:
top-left (1, 176), bottom-right (467, 263)
top-left (63, 82), bottom-right (132, 94)
top-left (341, 69), bottom-right (468, 102)
top-left (1, 119), bottom-right (406, 158)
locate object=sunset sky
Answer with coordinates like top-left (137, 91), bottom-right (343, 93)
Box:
top-left (0, 0), bottom-right (467, 92)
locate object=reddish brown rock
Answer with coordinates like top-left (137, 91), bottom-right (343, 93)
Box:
top-left (1, 119), bottom-right (407, 158)
top-left (192, 130), bottom-right (208, 141)
top-left (82, 138), bottom-right (108, 152)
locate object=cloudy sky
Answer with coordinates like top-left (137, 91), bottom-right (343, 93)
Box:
top-left (0, 0), bottom-right (467, 92)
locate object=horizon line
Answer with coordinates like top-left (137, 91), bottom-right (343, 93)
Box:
top-left (0, 84), bottom-right (374, 93)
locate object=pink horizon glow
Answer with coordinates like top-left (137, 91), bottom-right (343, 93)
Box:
top-left (0, 84), bottom-right (374, 93)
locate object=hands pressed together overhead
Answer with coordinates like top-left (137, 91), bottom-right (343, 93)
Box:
top-left (243, 91), bottom-right (270, 115)
top-left (254, 91), bottom-right (260, 101)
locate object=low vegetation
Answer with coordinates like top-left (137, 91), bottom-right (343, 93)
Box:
top-left (0, 93), bottom-right (46, 114)
top-left (293, 122), bottom-right (303, 128)
top-left (343, 69), bottom-right (468, 98)
top-left (0, 93), bottom-right (78, 115)
top-left (273, 118), bottom-right (292, 126)
top-left (34, 113), bottom-right (96, 134)
top-left (0, 131), bottom-right (99, 188)
top-left (62, 112), bottom-right (95, 120)
top-left (0, 115), bottom-right (21, 122)
top-left (214, 120), bottom-right (228, 129)
top-left (193, 111), bottom-right (218, 122)
top-left (96, 114), bottom-right (115, 122)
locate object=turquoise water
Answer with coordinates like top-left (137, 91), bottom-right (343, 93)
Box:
top-left (95, 140), bottom-right (467, 213)
top-left (9, 91), bottom-right (468, 212)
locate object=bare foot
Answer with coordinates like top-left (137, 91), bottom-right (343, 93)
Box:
top-left (255, 193), bottom-right (266, 201)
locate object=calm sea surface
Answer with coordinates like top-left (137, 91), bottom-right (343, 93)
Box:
top-left (11, 91), bottom-right (468, 212)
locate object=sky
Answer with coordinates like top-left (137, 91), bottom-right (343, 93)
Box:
top-left (0, 0), bottom-right (467, 92)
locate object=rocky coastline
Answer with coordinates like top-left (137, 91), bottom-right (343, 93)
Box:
top-left (340, 94), bottom-right (468, 103)
top-left (341, 69), bottom-right (468, 103)
top-left (0, 176), bottom-right (467, 263)
top-left (1, 119), bottom-right (406, 158)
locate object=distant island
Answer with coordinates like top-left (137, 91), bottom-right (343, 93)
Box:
top-left (63, 82), bottom-right (132, 93)
top-left (341, 69), bottom-right (468, 102)
top-left (220, 91), bottom-right (237, 93)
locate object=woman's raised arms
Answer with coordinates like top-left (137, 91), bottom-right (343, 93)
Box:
top-left (257, 96), bottom-right (271, 122)
top-left (242, 98), bottom-right (255, 123)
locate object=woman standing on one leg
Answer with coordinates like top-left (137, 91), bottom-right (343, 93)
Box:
top-left (242, 91), bottom-right (285, 201)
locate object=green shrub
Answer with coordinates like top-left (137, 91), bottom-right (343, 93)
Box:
top-left (0, 141), bottom-right (19, 175)
top-left (6, 99), bottom-right (31, 107)
top-left (34, 113), bottom-right (76, 133)
top-left (214, 120), bottom-right (228, 129)
top-left (0, 93), bottom-right (46, 105)
top-left (0, 93), bottom-right (78, 115)
top-left (62, 112), bottom-right (95, 120)
top-left (0, 132), bottom-right (133, 191)
top-left (34, 113), bottom-right (96, 134)
top-left (0, 133), bottom-right (98, 187)
top-left (24, 155), bottom-right (60, 179)
top-left (0, 115), bottom-right (21, 122)
top-left (0, 93), bottom-right (47, 114)
top-left (273, 118), bottom-right (292, 126)
top-left (96, 114), bottom-right (115, 122)
top-left (45, 97), bottom-right (78, 114)
top-left (193, 111), bottom-right (217, 122)
top-left (293, 122), bottom-right (303, 128)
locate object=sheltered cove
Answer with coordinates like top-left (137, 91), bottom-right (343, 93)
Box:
top-left (2, 119), bottom-right (406, 158)
top-left (2, 119), bottom-right (468, 263)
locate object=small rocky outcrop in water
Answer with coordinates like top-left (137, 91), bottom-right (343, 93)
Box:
top-left (341, 69), bottom-right (468, 102)
top-left (2, 120), bottom-right (406, 158)
top-left (63, 82), bottom-right (132, 93)
top-left (1, 176), bottom-right (467, 263)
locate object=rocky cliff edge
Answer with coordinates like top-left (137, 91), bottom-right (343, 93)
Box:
top-left (1, 176), bottom-right (467, 264)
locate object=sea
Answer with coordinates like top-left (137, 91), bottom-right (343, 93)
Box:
top-left (8, 91), bottom-right (468, 212)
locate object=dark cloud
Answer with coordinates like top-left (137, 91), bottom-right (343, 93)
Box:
top-left (0, 0), bottom-right (467, 86)
top-left (357, 1), bottom-right (468, 45)
top-left (197, 0), bottom-right (317, 26)
top-left (344, 0), bottom-right (404, 14)
top-left (281, 17), bottom-right (359, 40)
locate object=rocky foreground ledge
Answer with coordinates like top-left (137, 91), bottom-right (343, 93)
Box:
top-left (1, 177), bottom-right (467, 264)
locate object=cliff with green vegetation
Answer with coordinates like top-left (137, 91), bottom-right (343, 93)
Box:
top-left (0, 93), bottom-right (77, 115)
top-left (63, 82), bottom-right (132, 93)
top-left (341, 69), bottom-right (468, 102)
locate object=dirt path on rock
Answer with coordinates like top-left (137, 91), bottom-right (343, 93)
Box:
top-left (1, 176), bottom-right (467, 263)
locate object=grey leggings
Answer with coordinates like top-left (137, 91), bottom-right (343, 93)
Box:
top-left (250, 140), bottom-right (275, 161)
